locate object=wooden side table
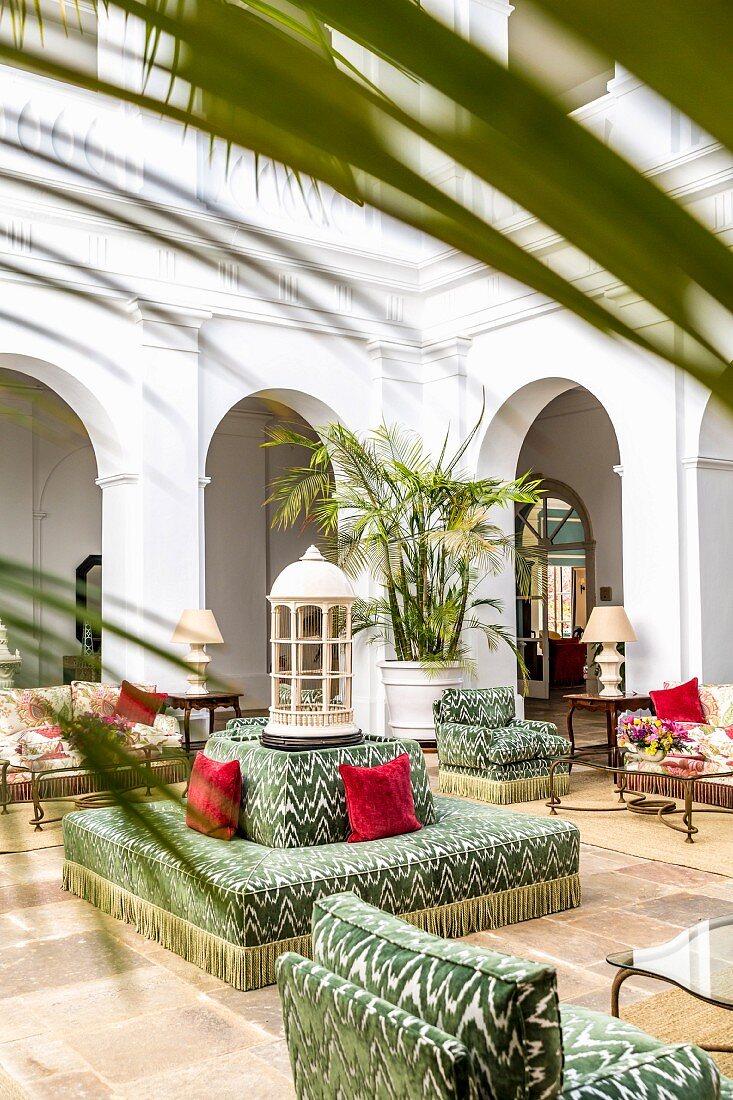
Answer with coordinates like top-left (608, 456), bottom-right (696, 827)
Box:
top-left (564, 693), bottom-right (651, 763)
top-left (166, 692), bottom-right (243, 752)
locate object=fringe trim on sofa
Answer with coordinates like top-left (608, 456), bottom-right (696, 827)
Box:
top-left (6, 761), bottom-right (187, 804)
top-left (63, 861), bottom-right (581, 991)
top-left (623, 772), bottom-right (733, 809)
top-left (438, 768), bottom-right (570, 805)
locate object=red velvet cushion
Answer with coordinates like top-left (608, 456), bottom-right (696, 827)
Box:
top-left (339, 752), bottom-right (422, 843)
top-left (185, 753), bottom-right (242, 840)
top-left (650, 677), bottom-right (705, 722)
top-left (114, 680), bottom-right (167, 725)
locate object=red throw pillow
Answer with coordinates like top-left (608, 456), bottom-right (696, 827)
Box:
top-left (186, 754), bottom-right (242, 840)
top-left (114, 680), bottom-right (167, 726)
top-left (339, 753), bottom-right (422, 843)
top-left (650, 677), bottom-right (705, 723)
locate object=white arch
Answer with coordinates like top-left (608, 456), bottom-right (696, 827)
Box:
top-left (202, 386), bottom-right (343, 474)
top-left (475, 376), bottom-right (624, 481)
top-left (0, 353), bottom-right (124, 478)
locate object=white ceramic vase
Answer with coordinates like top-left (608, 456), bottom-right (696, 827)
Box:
top-left (378, 660), bottom-right (463, 743)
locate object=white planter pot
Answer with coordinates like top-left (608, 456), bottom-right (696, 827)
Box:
top-left (378, 660), bottom-right (464, 743)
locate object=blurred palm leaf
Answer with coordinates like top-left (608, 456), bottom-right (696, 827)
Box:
top-left (0, 0), bottom-right (730, 399)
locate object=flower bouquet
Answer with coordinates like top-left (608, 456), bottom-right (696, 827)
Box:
top-left (617, 712), bottom-right (691, 762)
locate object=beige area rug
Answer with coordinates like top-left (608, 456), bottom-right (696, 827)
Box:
top-left (491, 768), bottom-right (733, 877)
top-left (624, 987), bottom-right (733, 1078)
top-left (0, 785), bottom-right (187, 855)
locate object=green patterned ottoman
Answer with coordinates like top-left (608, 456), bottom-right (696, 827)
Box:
top-left (62, 796), bottom-right (580, 990)
top-left (204, 732), bottom-right (435, 847)
top-left (435, 687), bottom-right (572, 804)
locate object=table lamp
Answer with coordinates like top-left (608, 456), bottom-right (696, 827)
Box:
top-left (582, 606), bottom-right (636, 697)
top-left (171, 609), bottom-right (224, 695)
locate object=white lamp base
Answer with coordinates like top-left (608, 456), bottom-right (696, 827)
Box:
top-left (185, 644), bottom-right (211, 695)
top-left (596, 642), bottom-right (623, 697)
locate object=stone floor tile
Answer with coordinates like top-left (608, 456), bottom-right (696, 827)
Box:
top-left (27, 1071), bottom-right (115, 1098)
top-left (210, 983), bottom-right (286, 1039)
top-left (635, 891), bottom-right (733, 924)
top-left (0, 931), bottom-right (149, 1000)
top-left (249, 1038), bottom-right (295, 1078)
top-left (560, 909), bottom-right (683, 944)
top-left (0, 899), bottom-right (115, 949)
top-left (0, 881), bottom-right (71, 915)
top-left (119, 1047), bottom-right (296, 1100)
top-left (577, 870), bottom-right (675, 908)
top-left (616, 862), bottom-right (729, 888)
top-left (0, 848), bottom-right (64, 887)
top-left (0, 1036), bottom-right (95, 1085)
top-left (66, 1002), bottom-right (268, 1084)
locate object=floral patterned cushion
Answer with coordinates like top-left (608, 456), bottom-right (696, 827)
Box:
top-left (71, 681), bottom-right (156, 719)
top-left (699, 683), bottom-right (733, 727)
top-left (0, 686), bottom-right (72, 737)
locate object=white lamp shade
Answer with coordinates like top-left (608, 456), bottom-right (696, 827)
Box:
top-left (583, 605), bottom-right (636, 643)
top-left (171, 608), bottom-right (224, 645)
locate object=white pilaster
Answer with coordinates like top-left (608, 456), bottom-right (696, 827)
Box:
top-left (130, 300), bottom-right (212, 690)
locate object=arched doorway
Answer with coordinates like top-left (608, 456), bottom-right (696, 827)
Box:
top-left (516, 481), bottom-right (595, 698)
top-left (204, 394), bottom-right (335, 711)
top-left (0, 368), bottom-right (102, 685)
top-left (516, 386), bottom-right (621, 699)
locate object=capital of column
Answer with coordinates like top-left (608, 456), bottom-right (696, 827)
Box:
top-left (127, 298), bottom-right (213, 351)
top-left (95, 473), bottom-right (140, 489)
top-left (421, 335), bottom-right (472, 383)
top-left (367, 340), bottom-right (422, 383)
top-left (198, 476), bottom-right (212, 489)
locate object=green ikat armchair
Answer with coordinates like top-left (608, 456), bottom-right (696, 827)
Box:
top-left (277, 893), bottom-right (729, 1100)
top-left (434, 686), bottom-right (571, 804)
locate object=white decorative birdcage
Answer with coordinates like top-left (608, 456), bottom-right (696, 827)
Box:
top-left (262, 546), bottom-right (362, 750)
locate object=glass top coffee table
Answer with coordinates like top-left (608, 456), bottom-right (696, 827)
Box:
top-left (607, 916), bottom-right (733, 1052)
top-left (548, 750), bottom-right (733, 843)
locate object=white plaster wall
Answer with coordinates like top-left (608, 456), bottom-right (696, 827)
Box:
top-left (205, 405), bottom-right (328, 710)
top-left (517, 388), bottom-right (622, 605)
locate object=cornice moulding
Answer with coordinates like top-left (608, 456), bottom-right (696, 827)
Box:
top-left (95, 473), bottom-right (140, 488)
top-left (682, 456), bottom-right (733, 471)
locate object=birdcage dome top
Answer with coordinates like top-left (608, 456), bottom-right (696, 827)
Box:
top-left (268, 545), bottom-right (355, 602)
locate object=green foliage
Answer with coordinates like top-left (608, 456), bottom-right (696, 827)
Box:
top-left (265, 414), bottom-right (541, 672)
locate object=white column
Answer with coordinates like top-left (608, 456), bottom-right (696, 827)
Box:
top-left (686, 457), bottom-right (733, 683)
top-left (132, 300), bottom-right (212, 691)
top-left (421, 336), bottom-right (471, 456)
top-left (95, 473), bottom-right (142, 682)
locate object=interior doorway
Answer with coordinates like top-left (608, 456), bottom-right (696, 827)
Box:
top-left (516, 482), bottom-right (595, 699)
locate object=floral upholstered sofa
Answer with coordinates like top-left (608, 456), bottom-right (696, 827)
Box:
top-left (626, 681), bottom-right (733, 808)
top-left (278, 892), bottom-right (732, 1100)
top-left (0, 681), bottom-right (182, 802)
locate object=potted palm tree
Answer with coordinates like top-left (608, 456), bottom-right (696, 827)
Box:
top-left (265, 414), bottom-right (541, 741)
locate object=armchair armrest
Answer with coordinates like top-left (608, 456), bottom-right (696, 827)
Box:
top-left (562, 1043), bottom-right (720, 1100)
top-left (277, 953), bottom-right (470, 1100)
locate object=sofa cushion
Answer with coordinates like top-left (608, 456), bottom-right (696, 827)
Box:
top-left (204, 733), bottom-right (435, 847)
top-left (277, 953), bottom-right (471, 1100)
top-left (312, 892), bottom-right (563, 1100)
top-left (651, 678), bottom-right (704, 722)
top-left (435, 687), bottom-right (515, 728)
top-left (340, 753), bottom-right (421, 843)
top-left (560, 1004), bottom-right (721, 1098)
top-left (71, 681), bottom-right (155, 719)
top-left (699, 683), bottom-right (733, 727)
top-left (0, 686), bottom-right (72, 737)
top-left (186, 754), bottom-right (241, 840)
top-left (437, 721), bottom-right (569, 769)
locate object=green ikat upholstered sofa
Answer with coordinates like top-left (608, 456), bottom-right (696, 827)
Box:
top-left (62, 730), bottom-right (580, 990)
top-left (434, 686), bottom-right (572, 805)
top-left (278, 892), bottom-right (732, 1100)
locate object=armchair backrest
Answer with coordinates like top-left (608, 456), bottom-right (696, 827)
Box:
top-left (434, 687), bottom-right (515, 728)
top-left (307, 892), bottom-right (563, 1100)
